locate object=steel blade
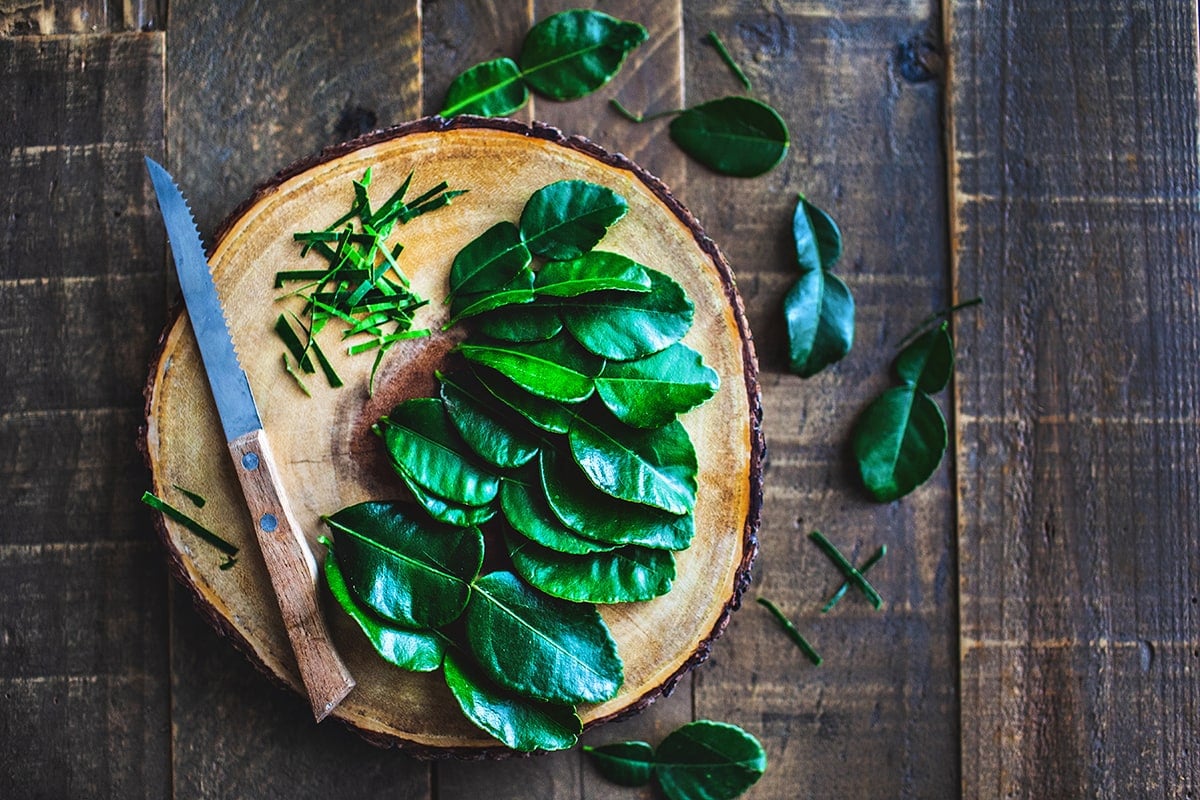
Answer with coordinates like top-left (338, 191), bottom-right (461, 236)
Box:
top-left (146, 157), bottom-right (262, 441)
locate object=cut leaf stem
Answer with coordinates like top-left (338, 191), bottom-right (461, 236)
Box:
top-left (808, 530), bottom-right (883, 609)
top-left (756, 598), bottom-right (821, 666)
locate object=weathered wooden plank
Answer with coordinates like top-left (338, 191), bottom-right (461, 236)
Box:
top-left (166, 0), bottom-right (423, 236)
top-left (0, 0), bottom-right (162, 34)
top-left (0, 32), bottom-right (169, 799)
top-left (948, 1), bottom-right (1200, 796)
top-left (164, 3), bottom-right (432, 797)
top-left (681, 4), bottom-right (958, 798)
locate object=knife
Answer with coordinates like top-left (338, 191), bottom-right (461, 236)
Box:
top-left (145, 157), bottom-right (355, 721)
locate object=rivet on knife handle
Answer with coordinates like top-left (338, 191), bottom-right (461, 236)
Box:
top-left (229, 429), bottom-right (356, 721)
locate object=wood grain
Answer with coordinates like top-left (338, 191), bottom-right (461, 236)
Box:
top-left (681, 3), bottom-right (959, 798)
top-left (0, 0), bottom-right (161, 35)
top-left (0, 32), bottom-right (169, 799)
top-left (947, 1), bottom-right (1200, 796)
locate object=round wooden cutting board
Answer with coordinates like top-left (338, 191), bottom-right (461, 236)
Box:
top-left (142, 117), bottom-right (762, 755)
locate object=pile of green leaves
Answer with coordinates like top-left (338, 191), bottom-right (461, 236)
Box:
top-left (439, 9), bottom-right (647, 117)
top-left (784, 194), bottom-right (854, 377)
top-left (585, 720), bottom-right (767, 800)
top-left (320, 179), bottom-right (719, 751)
top-left (276, 168), bottom-right (465, 393)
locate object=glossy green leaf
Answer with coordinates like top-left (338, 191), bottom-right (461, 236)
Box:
top-left (668, 97), bottom-right (789, 178)
top-left (540, 449), bottom-right (694, 550)
top-left (559, 268), bottom-right (692, 360)
top-left (440, 372), bottom-right (540, 469)
top-left (507, 533), bottom-right (674, 604)
top-left (443, 649), bottom-right (581, 752)
top-left (569, 416), bottom-right (697, 515)
top-left (379, 398), bottom-right (501, 507)
top-left (654, 720), bottom-right (768, 800)
top-left (473, 366), bottom-right (575, 434)
top-left (785, 194), bottom-right (854, 377)
top-left (449, 221), bottom-right (532, 298)
top-left (321, 536), bottom-right (444, 672)
top-left (584, 740), bottom-right (655, 787)
top-left (852, 385), bottom-right (947, 502)
top-left (439, 57), bottom-right (528, 117)
top-left (448, 267), bottom-right (535, 324)
top-left (784, 268), bottom-right (855, 378)
top-left (394, 467), bottom-right (497, 528)
top-left (534, 251), bottom-right (652, 297)
top-left (519, 180), bottom-right (628, 261)
top-left (518, 9), bottom-right (648, 101)
top-left (323, 501), bottom-right (483, 628)
top-left (894, 322), bottom-right (953, 394)
top-left (465, 571), bottom-right (623, 704)
top-left (500, 477), bottom-right (617, 555)
top-left (793, 193), bottom-right (843, 273)
top-left (458, 335), bottom-right (603, 403)
top-left (473, 305), bottom-right (563, 342)
top-left (595, 343), bottom-right (719, 428)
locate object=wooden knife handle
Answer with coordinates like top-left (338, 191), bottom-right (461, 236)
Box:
top-left (228, 428), bottom-right (356, 721)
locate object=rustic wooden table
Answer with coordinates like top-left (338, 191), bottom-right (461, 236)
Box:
top-left (2, 1), bottom-right (1197, 798)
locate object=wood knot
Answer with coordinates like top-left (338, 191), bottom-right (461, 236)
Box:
top-left (897, 37), bottom-right (943, 83)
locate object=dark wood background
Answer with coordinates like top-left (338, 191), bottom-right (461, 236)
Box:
top-left (1, 1), bottom-right (1196, 797)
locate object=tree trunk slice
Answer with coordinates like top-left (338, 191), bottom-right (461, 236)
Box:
top-left (141, 117), bottom-right (762, 755)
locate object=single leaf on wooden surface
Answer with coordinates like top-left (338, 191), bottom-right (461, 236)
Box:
top-left (785, 194), bottom-right (854, 377)
top-left (654, 720), bottom-right (768, 800)
top-left (506, 533), bottom-right (675, 604)
top-left (439, 57), bottom-right (528, 118)
top-left (500, 477), bottom-right (618, 556)
top-left (440, 372), bottom-right (541, 469)
top-left (518, 9), bottom-right (648, 101)
top-left (534, 251), bottom-right (652, 297)
top-left (519, 180), bottom-right (628, 260)
top-left (894, 322), bottom-right (954, 394)
top-left (379, 398), bottom-right (501, 507)
top-left (540, 449), bottom-right (695, 550)
top-left (443, 649), bottom-right (581, 752)
top-left (569, 415), bottom-right (697, 515)
top-left (457, 334), bottom-right (603, 404)
top-left (559, 268), bottom-right (693, 360)
top-left (322, 501), bottom-right (484, 628)
top-left (464, 571), bottom-right (623, 704)
top-left (584, 740), bottom-right (655, 787)
top-left (595, 343), bottom-right (719, 428)
top-left (448, 220), bottom-right (532, 298)
top-left (473, 305), bottom-right (563, 342)
top-left (321, 536), bottom-right (445, 672)
top-left (852, 385), bottom-right (947, 502)
top-left (668, 97), bottom-right (789, 177)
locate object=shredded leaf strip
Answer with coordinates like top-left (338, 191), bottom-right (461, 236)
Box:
top-left (808, 530), bottom-right (883, 609)
top-left (282, 354), bottom-right (312, 396)
top-left (274, 314), bottom-right (314, 373)
top-left (756, 598), bottom-right (821, 665)
top-left (171, 484), bottom-right (207, 508)
top-left (706, 30), bottom-right (751, 89)
top-left (141, 491), bottom-right (238, 568)
top-left (821, 545), bottom-right (887, 613)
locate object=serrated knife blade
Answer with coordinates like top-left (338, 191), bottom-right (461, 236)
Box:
top-left (145, 157), bottom-right (355, 721)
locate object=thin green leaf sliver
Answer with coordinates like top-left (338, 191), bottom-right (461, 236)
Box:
top-left (507, 533), bottom-right (674, 604)
top-left (852, 384), bottom-right (947, 502)
top-left (141, 491), bottom-right (238, 568)
top-left (518, 9), bottom-right (648, 101)
top-left (584, 741), bottom-right (655, 787)
top-left (668, 97), bottom-right (789, 178)
top-left (321, 537), bottom-right (444, 672)
top-left (465, 571), bottom-right (624, 704)
top-left (439, 57), bottom-right (528, 118)
top-left (443, 649), bottom-right (581, 752)
top-left (519, 180), bottom-right (628, 261)
top-left (757, 597), bottom-right (822, 666)
top-left (654, 720), bottom-right (768, 800)
top-left (323, 501), bottom-right (484, 629)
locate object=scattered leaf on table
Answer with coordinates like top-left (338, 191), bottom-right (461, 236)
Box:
top-left (655, 720), bottom-right (768, 800)
top-left (584, 740), bottom-right (656, 786)
top-left (852, 385), bottom-right (947, 502)
top-left (668, 97), bottom-right (789, 177)
top-left (785, 194), bottom-right (854, 377)
top-left (518, 9), bottom-right (648, 101)
top-left (894, 322), bottom-right (954, 393)
top-left (439, 57), bottom-right (529, 118)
